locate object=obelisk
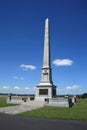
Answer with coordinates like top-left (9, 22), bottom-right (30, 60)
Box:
top-left (41, 18), bottom-right (53, 84)
top-left (35, 18), bottom-right (56, 101)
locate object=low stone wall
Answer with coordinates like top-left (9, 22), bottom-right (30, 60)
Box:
top-left (7, 96), bottom-right (35, 104)
top-left (44, 97), bottom-right (72, 107)
top-left (7, 96), bottom-right (27, 104)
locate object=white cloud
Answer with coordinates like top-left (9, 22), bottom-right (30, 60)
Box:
top-left (20, 64), bottom-right (36, 70)
top-left (53, 59), bottom-right (73, 66)
top-left (56, 85), bottom-right (84, 95)
top-left (14, 86), bottom-right (20, 90)
top-left (20, 77), bottom-right (24, 80)
top-left (2, 86), bottom-right (10, 90)
top-left (13, 76), bottom-right (18, 79)
top-left (25, 87), bottom-right (30, 90)
top-left (66, 85), bottom-right (80, 90)
top-left (13, 76), bottom-right (24, 80)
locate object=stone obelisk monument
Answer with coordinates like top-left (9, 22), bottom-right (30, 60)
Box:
top-left (35, 18), bottom-right (56, 101)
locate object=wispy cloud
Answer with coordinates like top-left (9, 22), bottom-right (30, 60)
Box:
top-left (2, 86), bottom-right (10, 90)
top-left (53, 59), bottom-right (73, 66)
top-left (20, 64), bottom-right (36, 70)
top-left (13, 76), bottom-right (24, 80)
top-left (13, 76), bottom-right (18, 79)
top-left (56, 85), bottom-right (84, 95)
top-left (14, 86), bottom-right (20, 90)
top-left (20, 77), bottom-right (24, 80)
top-left (66, 85), bottom-right (80, 90)
top-left (25, 87), bottom-right (30, 90)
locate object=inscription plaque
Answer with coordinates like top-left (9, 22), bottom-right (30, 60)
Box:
top-left (39, 89), bottom-right (48, 95)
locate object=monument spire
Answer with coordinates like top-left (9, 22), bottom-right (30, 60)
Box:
top-left (43, 18), bottom-right (51, 68)
top-left (41, 18), bottom-right (52, 84)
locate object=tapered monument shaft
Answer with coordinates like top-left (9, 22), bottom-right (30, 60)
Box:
top-left (41, 18), bottom-right (52, 83)
top-left (43, 18), bottom-right (51, 68)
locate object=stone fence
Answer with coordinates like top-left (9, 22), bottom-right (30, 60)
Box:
top-left (7, 95), bottom-right (35, 104)
top-left (44, 97), bottom-right (73, 107)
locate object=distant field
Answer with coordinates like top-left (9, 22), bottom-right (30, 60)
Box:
top-left (19, 98), bottom-right (87, 120)
top-left (0, 96), bottom-right (18, 107)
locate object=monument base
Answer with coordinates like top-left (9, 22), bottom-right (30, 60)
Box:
top-left (35, 83), bottom-right (56, 101)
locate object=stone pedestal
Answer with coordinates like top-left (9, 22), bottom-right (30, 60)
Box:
top-left (35, 83), bottom-right (56, 101)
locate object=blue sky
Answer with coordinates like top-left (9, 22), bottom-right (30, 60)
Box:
top-left (0, 0), bottom-right (87, 95)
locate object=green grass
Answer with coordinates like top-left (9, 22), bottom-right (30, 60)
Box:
top-left (0, 96), bottom-right (18, 107)
top-left (19, 99), bottom-right (87, 120)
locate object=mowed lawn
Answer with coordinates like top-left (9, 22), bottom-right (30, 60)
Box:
top-left (19, 99), bottom-right (87, 120)
top-left (0, 96), bottom-right (18, 107)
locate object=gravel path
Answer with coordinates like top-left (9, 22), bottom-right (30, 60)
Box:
top-left (0, 101), bottom-right (44, 115)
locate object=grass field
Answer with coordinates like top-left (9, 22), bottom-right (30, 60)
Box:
top-left (0, 96), bottom-right (18, 107)
top-left (19, 98), bottom-right (87, 120)
top-left (0, 96), bottom-right (87, 120)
